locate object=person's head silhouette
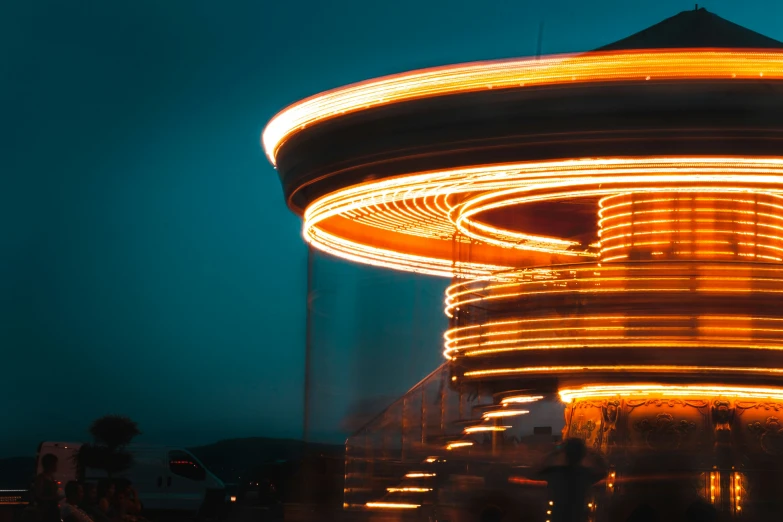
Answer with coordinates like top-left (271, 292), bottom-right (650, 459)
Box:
top-left (40, 453), bottom-right (58, 475)
top-left (685, 500), bottom-right (717, 522)
top-left (626, 503), bottom-right (659, 522)
top-left (64, 481), bottom-right (83, 505)
top-left (563, 438), bottom-right (586, 466)
top-left (480, 505), bottom-right (503, 522)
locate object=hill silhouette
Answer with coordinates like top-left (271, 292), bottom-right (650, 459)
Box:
top-left (0, 456), bottom-right (36, 489)
top-left (0, 437), bottom-right (343, 490)
top-left (188, 437), bottom-right (342, 484)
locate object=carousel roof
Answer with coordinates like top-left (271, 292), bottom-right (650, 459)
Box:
top-left (597, 7), bottom-right (783, 51)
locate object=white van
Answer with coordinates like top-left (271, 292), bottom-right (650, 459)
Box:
top-left (36, 442), bottom-right (226, 516)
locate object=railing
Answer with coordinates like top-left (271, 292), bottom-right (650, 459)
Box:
top-left (344, 363), bottom-right (499, 507)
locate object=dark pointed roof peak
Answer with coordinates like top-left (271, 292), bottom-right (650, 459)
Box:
top-left (597, 7), bottom-right (783, 51)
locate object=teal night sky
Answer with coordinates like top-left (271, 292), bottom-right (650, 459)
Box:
top-left (3, 0), bottom-right (782, 456)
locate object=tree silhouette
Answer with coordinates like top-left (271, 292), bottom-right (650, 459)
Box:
top-left (89, 416), bottom-right (141, 449)
top-left (76, 416), bottom-right (141, 478)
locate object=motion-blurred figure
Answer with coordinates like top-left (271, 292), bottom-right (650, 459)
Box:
top-left (111, 479), bottom-right (148, 522)
top-left (625, 503), bottom-right (659, 522)
top-left (32, 454), bottom-right (60, 522)
top-left (684, 500), bottom-right (717, 522)
top-left (113, 479), bottom-right (142, 516)
top-left (96, 479), bottom-right (114, 516)
top-left (538, 438), bottom-right (606, 522)
top-left (80, 483), bottom-right (110, 522)
top-left (61, 482), bottom-right (94, 522)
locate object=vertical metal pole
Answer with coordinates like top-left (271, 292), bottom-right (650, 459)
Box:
top-left (297, 245), bottom-right (315, 508)
top-left (365, 429), bottom-right (372, 496)
top-left (440, 368), bottom-right (447, 433)
top-left (492, 416), bottom-right (498, 457)
top-left (409, 277), bottom-right (420, 386)
top-left (421, 388), bottom-right (427, 449)
top-left (402, 396), bottom-right (408, 462)
top-left (536, 22), bottom-right (545, 59)
top-left (459, 386), bottom-right (464, 420)
top-left (304, 244), bottom-right (313, 443)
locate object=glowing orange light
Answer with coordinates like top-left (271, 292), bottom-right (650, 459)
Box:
top-left (464, 425), bottom-right (511, 433)
top-left (302, 157), bottom-right (783, 277)
top-left (465, 365), bottom-right (783, 378)
top-left (264, 50), bottom-right (783, 165)
top-left (599, 192), bottom-right (783, 262)
top-left (446, 441), bottom-right (474, 450)
top-left (443, 261), bottom-right (783, 366)
top-left (366, 502), bottom-right (421, 509)
top-left (270, 42), bottom-right (783, 516)
top-left (560, 384), bottom-right (783, 402)
top-left (500, 395), bottom-right (544, 405)
top-left (508, 476), bottom-right (547, 486)
top-left (445, 311), bottom-right (783, 359)
top-left (483, 410), bottom-right (529, 419)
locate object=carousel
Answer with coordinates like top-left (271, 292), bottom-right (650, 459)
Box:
top-left (265, 8), bottom-right (783, 519)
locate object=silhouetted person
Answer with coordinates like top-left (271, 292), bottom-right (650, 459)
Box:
top-left (113, 478), bottom-right (142, 516)
top-left (538, 439), bottom-right (607, 522)
top-left (32, 454), bottom-right (60, 522)
top-left (110, 479), bottom-right (148, 522)
top-left (81, 483), bottom-right (110, 522)
top-left (685, 500), bottom-right (717, 522)
top-left (96, 479), bottom-right (114, 516)
top-left (626, 503), bottom-right (659, 522)
top-left (480, 505), bottom-right (504, 522)
top-left (61, 482), bottom-right (94, 522)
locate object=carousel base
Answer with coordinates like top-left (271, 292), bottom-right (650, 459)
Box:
top-left (561, 384), bottom-right (783, 520)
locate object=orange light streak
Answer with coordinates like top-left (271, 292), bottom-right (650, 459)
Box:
top-left (500, 395), bottom-right (544, 405)
top-left (559, 384), bottom-right (783, 402)
top-left (444, 319), bottom-right (783, 353)
top-left (444, 272), bottom-right (783, 333)
top-left (271, 54), bottom-right (783, 409)
top-left (264, 50), bottom-right (783, 164)
top-left (461, 339), bottom-right (783, 358)
top-left (598, 191), bottom-right (783, 262)
top-left (464, 365), bottom-right (783, 378)
top-left (483, 410), bottom-right (529, 419)
top-left (464, 426), bottom-right (511, 433)
top-left (366, 502), bottom-right (421, 509)
top-left (508, 477), bottom-right (548, 486)
top-left (303, 157), bottom-right (783, 277)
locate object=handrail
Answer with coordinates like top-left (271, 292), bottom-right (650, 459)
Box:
top-left (346, 362), bottom-right (450, 442)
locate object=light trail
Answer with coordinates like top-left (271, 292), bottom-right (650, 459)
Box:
top-left (366, 502), bottom-right (421, 509)
top-left (271, 40), bottom-right (783, 512)
top-left (302, 157), bottom-right (783, 277)
top-left (500, 395), bottom-right (544, 405)
top-left (464, 425), bottom-right (511, 433)
top-left (464, 365), bottom-right (783, 378)
top-left (483, 410), bottom-right (529, 419)
top-left (559, 384), bottom-right (783, 402)
top-left (264, 50), bottom-right (783, 164)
